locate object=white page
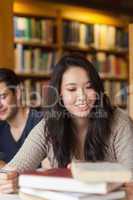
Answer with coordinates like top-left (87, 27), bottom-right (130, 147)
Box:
top-left (0, 194), bottom-right (20, 200)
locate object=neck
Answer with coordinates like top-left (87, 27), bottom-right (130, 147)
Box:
top-left (72, 117), bottom-right (89, 160)
top-left (72, 116), bottom-right (88, 133)
top-left (7, 107), bottom-right (30, 128)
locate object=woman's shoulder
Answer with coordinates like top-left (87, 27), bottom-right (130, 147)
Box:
top-left (111, 107), bottom-right (133, 134)
top-left (113, 107), bottom-right (132, 124)
top-left (27, 117), bottom-right (46, 138)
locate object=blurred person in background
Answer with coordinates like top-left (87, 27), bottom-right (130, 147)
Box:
top-left (0, 68), bottom-right (43, 163)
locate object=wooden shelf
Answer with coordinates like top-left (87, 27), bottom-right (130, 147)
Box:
top-left (13, 1), bottom-right (58, 18)
top-left (63, 44), bottom-right (94, 53)
top-left (14, 38), bottom-right (58, 49)
top-left (100, 74), bottom-right (128, 81)
top-left (16, 72), bottom-right (51, 79)
top-left (63, 44), bottom-right (128, 55)
top-left (61, 8), bottom-right (128, 26)
top-left (0, 0), bottom-right (14, 68)
top-left (16, 72), bottom-right (127, 81)
top-left (94, 48), bottom-right (128, 55)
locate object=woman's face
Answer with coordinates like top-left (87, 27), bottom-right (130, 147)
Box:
top-left (60, 66), bottom-right (96, 118)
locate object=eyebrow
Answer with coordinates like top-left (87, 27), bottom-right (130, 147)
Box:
top-left (0, 92), bottom-right (7, 96)
top-left (65, 81), bottom-right (91, 86)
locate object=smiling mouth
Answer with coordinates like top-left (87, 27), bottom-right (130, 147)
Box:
top-left (0, 110), bottom-right (6, 115)
top-left (75, 104), bottom-right (89, 110)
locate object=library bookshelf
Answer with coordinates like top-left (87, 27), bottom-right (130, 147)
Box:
top-left (0, 0), bottom-right (130, 110)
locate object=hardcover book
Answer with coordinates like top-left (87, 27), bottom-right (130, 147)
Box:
top-left (71, 161), bottom-right (132, 183)
top-left (19, 168), bottom-right (122, 194)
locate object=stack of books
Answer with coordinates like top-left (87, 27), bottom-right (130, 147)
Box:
top-left (18, 162), bottom-right (132, 200)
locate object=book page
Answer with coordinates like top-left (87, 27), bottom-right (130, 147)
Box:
top-left (0, 194), bottom-right (20, 200)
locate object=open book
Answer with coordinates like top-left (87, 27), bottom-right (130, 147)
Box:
top-left (71, 161), bottom-right (132, 183)
top-left (19, 168), bottom-right (122, 194)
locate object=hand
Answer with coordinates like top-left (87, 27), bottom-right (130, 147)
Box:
top-left (0, 160), bottom-right (6, 169)
top-left (67, 163), bottom-right (71, 169)
top-left (41, 158), bottom-right (52, 170)
top-left (0, 167), bottom-right (18, 194)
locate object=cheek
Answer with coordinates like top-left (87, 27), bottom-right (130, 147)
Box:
top-left (87, 90), bottom-right (97, 103)
top-left (1, 99), bottom-right (8, 107)
top-left (62, 93), bottom-right (75, 106)
top-left (4, 97), bottom-right (16, 108)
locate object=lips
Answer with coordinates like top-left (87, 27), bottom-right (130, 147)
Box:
top-left (0, 109), bottom-right (7, 115)
top-left (75, 104), bottom-right (89, 111)
top-left (77, 104), bottom-right (88, 108)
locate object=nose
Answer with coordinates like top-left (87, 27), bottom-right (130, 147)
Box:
top-left (77, 88), bottom-right (86, 102)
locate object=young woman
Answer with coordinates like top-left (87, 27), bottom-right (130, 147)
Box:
top-left (0, 53), bottom-right (133, 193)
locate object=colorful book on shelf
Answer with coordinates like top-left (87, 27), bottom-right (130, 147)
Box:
top-left (19, 188), bottom-right (126, 200)
top-left (116, 28), bottom-right (128, 49)
top-left (63, 21), bottom-right (94, 47)
top-left (14, 16), bottom-right (54, 42)
top-left (19, 168), bottom-right (122, 195)
top-left (93, 24), bottom-right (101, 49)
top-left (71, 161), bottom-right (132, 183)
top-left (107, 26), bottom-right (116, 49)
top-left (99, 24), bottom-right (108, 49)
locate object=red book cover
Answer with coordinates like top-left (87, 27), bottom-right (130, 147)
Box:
top-left (21, 168), bottom-right (72, 178)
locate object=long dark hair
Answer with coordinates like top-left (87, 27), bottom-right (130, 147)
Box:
top-left (44, 53), bottom-right (114, 167)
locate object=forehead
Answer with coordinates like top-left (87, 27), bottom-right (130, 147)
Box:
top-left (62, 67), bottom-right (90, 85)
top-left (0, 81), bottom-right (12, 94)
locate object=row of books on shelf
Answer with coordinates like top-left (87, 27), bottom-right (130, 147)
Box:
top-left (19, 162), bottom-right (132, 200)
top-left (63, 21), bottom-right (94, 48)
top-left (14, 16), bottom-right (56, 43)
top-left (87, 53), bottom-right (128, 78)
top-left (14, 16), bottom-right (128, 50)
top-left (14, 44), bottom-right (57, 73)
top-left (104, 80), bottom-right (128, 106)
top-left (14, 45), bottom-right (128, 78)
top-left (63, 21), bottom-right (128, 49)
top-left (20, 79), bottom-right (49, 108)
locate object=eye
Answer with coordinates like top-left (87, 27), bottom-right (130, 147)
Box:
top-left (67, 88), bottom-right (76, 92)
top-left (0, 93), bottom-right (7, 100)
top-left (86, 85), bottom-right (92, 89)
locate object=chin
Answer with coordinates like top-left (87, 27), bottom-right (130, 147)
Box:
top-left (0, 111), bottom-right (9, 121)
top-left (0, 117), bottom-right (7, 121)
top-left (74, 108), bottom-right (92, 117)
top-left (0, 113), bottom-right (10, 121)
top-left (72, 111), bottom-right (90, 118)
